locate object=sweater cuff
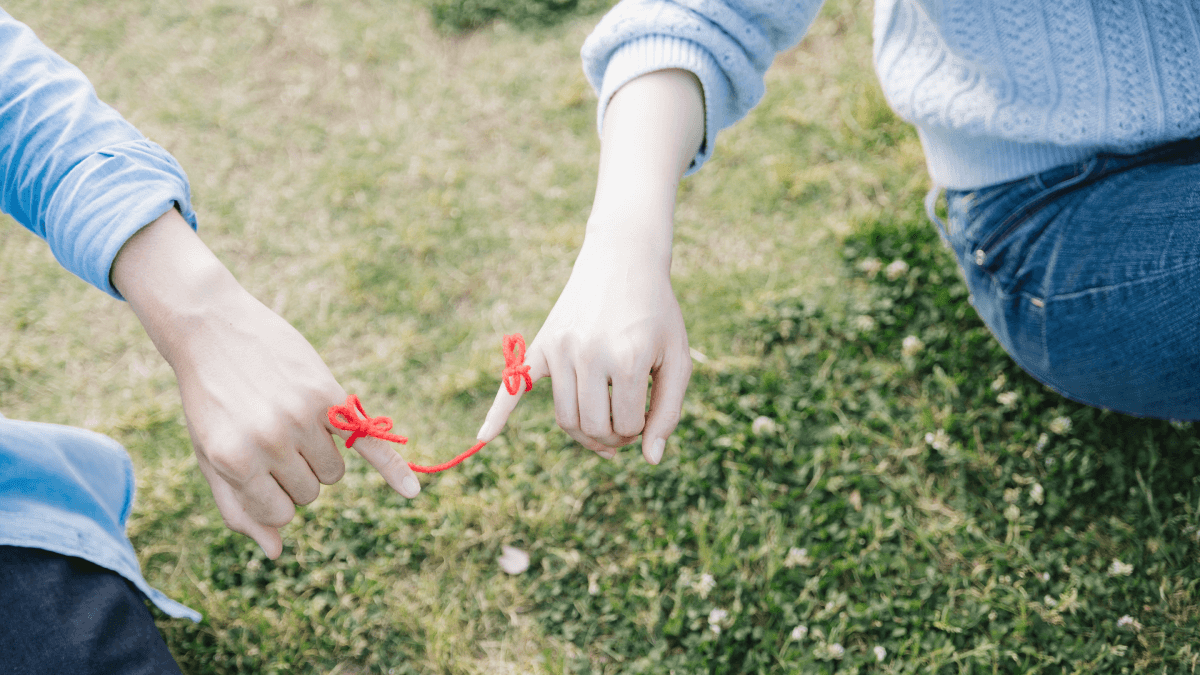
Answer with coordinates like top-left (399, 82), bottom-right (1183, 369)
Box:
top-left (597, 35), bottom-right (730, 177)
top-left (42, 139), bottom-right (198, 300)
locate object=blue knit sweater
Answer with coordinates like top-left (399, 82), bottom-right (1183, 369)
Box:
top-left (582, 0), bottom-right (1200, 189)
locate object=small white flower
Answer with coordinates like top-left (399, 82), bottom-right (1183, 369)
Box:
top-left (853, 315), bottom-right (876, 332)
top-left (925, 429), bottom-right (951, 451)
top-left (497, 545), bottom-right (529, 575)
top-left (873, 645), bottom-right (887, 662)
top-left (1109, 559), bottom-right (1134, 576)
top-left (990, 373), bottom-right (1007, 391)
top-left (588, 573), bottom-right (600, 596)
top-left (828, 643), bottom-right (845, 660)
top-left (1038, 571), bottom-right (1050, 582)
top-left (885, 259), bottom-right (909, 280)
top-left (790, 625), bottom-right (808, 641)
top-left (752, 416), bottom-right (777, 436)
top-left (1030, 483), bottom-right (1044, 505)
top-left (708, 608), bottom-right (728, 633)
top-left (694, 573), bottom-right (716, 598)
top-left (901, 335), bottom-right (925, 357)
top-left (1044, 595), bottom-right (1057, 608)
top-left (849, 490), bottom-right (863, 512)
top-left (858, 257), bottom-right (883, 278)
top-left (1049, 416), bottom-right (1072, 434)
top-left (1035, 432), bottom-right (1049, 452)
top-left (1004, 504), bottom-right (1021, 521)
top-left (784, 547), bottom-right (812, 568)
top-left (1117, 615), bottom-right (1142, 631)
top-left (997, 391), bottom-right (1019, 407)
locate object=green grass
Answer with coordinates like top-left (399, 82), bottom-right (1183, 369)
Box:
top-left (2, 0), bottom-right (1199, 672)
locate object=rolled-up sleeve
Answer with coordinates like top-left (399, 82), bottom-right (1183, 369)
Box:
top-left (582, 0), bottom-right (826, 175)
top-left (0, 9), bottom-right (196, 299)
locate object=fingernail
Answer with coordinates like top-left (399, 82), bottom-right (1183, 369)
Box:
top-left (402, 474), bottom-right (421, 498)
top-left (598, 449), bottom-right (617, 460)
top-left (476, 422), bottom-right (490, 440)
top-left (648, 438), bottom-right (665, 464)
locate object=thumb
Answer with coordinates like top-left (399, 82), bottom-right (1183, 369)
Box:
top-left (476, 338), bottom-right (547, 442)
top-left (640, 344), bottom-right (692, 465)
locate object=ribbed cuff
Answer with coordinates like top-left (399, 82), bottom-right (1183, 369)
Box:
top-left (597, 35), bottom-right (730, 177)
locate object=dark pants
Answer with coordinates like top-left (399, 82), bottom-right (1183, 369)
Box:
top-left (0, 545), bottom-right (183, 674)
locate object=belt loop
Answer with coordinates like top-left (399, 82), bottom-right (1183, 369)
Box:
top-left (924, 184), bottom-right (950, 246)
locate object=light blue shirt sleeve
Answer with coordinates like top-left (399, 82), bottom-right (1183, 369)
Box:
top-left (0, 8), bottom-right (197, 299)
top-left (0, 11), bottom-right (202, 622)
top-left (581, 0), bottom-right (827, 175)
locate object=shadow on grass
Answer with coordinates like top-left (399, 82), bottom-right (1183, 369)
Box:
top-left (517, 213), bottom-right (1200, 673)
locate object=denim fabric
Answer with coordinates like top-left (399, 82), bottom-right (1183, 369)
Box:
top-left (0, 546), bottom-right (183, 674)
top-left (940, 137), bottom-right (1200, 419)
top-left (0, 414), bottom-right (201, 622)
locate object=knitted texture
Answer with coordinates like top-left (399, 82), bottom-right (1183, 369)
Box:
top-left (584, 0), bottom-right (1200, 189)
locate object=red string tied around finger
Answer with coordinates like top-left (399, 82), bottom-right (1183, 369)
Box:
top-left (327, 332), bottom-right (530, 474)
top-left (328, 394), bottom-right (408, 449)
top-left (502, 333), bottom-right (532, 395)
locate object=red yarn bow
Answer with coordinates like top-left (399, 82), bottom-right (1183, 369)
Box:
top-left (502, 333), bottom-right (532, 395)
top-left (327, 395), bottom-right (407, 449)
top-left (326, 332), bottom-right (530, 474)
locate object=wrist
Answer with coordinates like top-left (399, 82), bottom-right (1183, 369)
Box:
top-left (112, 209), bottom-right (255, 367)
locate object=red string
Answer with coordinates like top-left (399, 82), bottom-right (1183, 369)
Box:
top-left (327, 333), bottom-right (529, 474)
top-left (327, 395), bottom-right (408, 448)
top-left (502, 333), bottom-right (533, 395)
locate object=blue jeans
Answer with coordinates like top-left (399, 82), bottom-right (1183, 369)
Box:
top-left (0, 545), bottom-right (183, 674)
top-left (939, 137), bottom-right (1200, 420)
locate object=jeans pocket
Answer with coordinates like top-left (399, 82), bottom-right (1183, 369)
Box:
top-left (971, 157), bottom-right (1101, 272)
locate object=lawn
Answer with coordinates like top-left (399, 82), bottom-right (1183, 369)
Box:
top-left (2, 0), bottom-right (1199, 673)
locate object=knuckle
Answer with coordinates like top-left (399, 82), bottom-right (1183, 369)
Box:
top-left (614, 417), bottom-right (645, 438)
top-left (219, 512), bottom-right (247, 534)
top-left (554, 409), bottom-right (579, 433)
top-left (320, 457), bottom-right (347, 484)
top-left (293, 483), bottom-right (320, 506)
top-left (579, 418), bottom-right (608, 439)
top-left (208, 448), bottom-right (255, 482)
top-left (609, 343), bottom-right (642, 374)
top-left (265, 503), bottom-right (295, 528)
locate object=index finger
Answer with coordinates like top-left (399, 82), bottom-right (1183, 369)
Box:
top-left (476, 340), bottom-right (548, 443)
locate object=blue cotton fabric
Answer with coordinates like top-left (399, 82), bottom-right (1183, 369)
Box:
top-left (0, 9), bottom-right (200, 621)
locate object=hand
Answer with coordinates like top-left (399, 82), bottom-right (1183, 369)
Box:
top-left (112, 209), bottom-right (422, 558)
top-left (477, 68), bottom-right (704, 464)
top-left (477, 229), bottom-right (692, 463)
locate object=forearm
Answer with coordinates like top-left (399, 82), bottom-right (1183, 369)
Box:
top-left (110, 208), bottom-right (251, 370)
top-left (585, 69), bottom-right (704, 262)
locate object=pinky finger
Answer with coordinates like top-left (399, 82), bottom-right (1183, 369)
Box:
top-left (199, 459), bottom-right (284, 559)
top-left (476, 339), bottom-right (548, 442)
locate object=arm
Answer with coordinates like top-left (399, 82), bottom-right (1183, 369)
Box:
top-left (1, 10), bottom-right (421, 558)
top-left (111, 210), bottom-right (423, 559)
top-left (478, 69), bottom-right (703, 463)
top-left (478, 0), bottom-right (825, 462)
